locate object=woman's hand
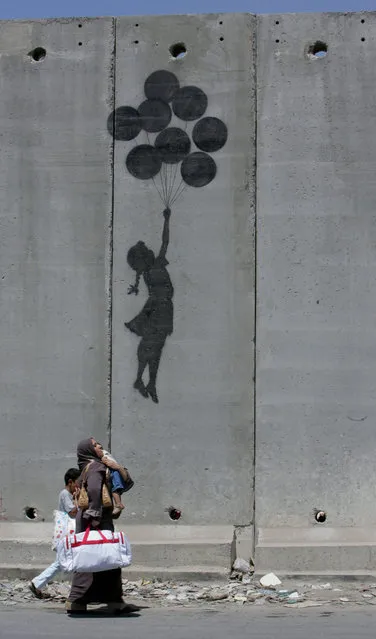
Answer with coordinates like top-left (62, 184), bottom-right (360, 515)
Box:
top-left (102, 456), bottom-right (121, 471)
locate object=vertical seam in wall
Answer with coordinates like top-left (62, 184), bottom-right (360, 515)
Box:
top-left (108, 16), bottom-right (117, 451)
top-left (252, 13), bottom-right (258, 559)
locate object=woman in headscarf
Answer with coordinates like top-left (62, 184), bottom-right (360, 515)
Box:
top-left (66, 437), bottom-right (127, 613)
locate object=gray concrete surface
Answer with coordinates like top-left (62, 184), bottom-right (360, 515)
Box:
top-left (1, 10), bottom-right (376, 574)
top-left (255, 10), bottom-right (376, 569)
top-left (111, 14), bottom-right (255, 526)
top-left (2, 607), bottom-right (376, 639)
top-left (0, 18), bottom-right (113, 522)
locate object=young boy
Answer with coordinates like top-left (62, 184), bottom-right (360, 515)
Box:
top-left (29, 468), bottom-right (80, 599)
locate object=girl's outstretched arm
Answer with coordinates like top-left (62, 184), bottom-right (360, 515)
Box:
top-left (158, 208), bottom-right (171, 259)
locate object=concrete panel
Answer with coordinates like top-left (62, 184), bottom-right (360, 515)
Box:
top-left (111, 14), bottom-right (255, 525)
top-left (256, 11), bottom-right (376, 535)
top-left (0, 18), bottom-right (114, 521)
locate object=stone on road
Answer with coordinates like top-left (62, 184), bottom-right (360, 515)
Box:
top-left (2, 607), bottom-right (376, 639)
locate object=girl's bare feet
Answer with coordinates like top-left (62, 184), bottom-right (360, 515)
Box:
top-left (146, 383), bottom-right (159, 404)
top-left (134, 379), bottom-right (148, 398)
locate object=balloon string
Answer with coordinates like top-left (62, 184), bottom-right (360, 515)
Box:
top-left (152, 175), bottom-right (165, 206)
top-left (166, 164), bottom-right (172, 207)
top-left (168, 163), bottom-right (179, 207)
top-left (170, 180), bottom-right (187, 207)
top-left (145, 132), bottom-right (168, 206)
top-left (161, 163), bottom-right (168, 205)
top-left (171, 177), bottom-right (184, 203)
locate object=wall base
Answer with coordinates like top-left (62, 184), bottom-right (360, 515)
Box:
top-left (256, 527), bottom-right (376, 573)
top-left (0, 523), bottom-right (234, 574)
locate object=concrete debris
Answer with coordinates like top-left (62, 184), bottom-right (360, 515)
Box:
top-left (260, 573), bottom-right (282, 588)
top-left (234, 594), bottom-right (247, 603)
top-left (285, 601), bottom-right (326, 609)
top-left (0, 577), bottom-right (375, 609)
top-left (232, 558), bottom-right (251, 574)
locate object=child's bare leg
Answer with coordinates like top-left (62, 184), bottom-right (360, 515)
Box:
top-left (112, 491), bottom-right (125, 516)
top-left (133, 340), bottom-right (149, 397)
top-left (146, 341), bottom-right (165, 404)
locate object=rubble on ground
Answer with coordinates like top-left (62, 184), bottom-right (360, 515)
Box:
top-left (2, 574), bottom-right (376, 608)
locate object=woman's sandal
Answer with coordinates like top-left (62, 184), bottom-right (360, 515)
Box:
top-left (65, 601), bottom-right (87, 613)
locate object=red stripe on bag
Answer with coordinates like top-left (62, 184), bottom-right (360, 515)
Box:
top-left (70, 538), bottom-right (120, 548)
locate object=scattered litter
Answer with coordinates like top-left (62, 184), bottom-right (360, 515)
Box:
top-left (311, 583), bottom-right (332, 590)
top-left (288, 591), bottom-right (300, 600)
top-left (260, 573), bottom-right (281, 588)
top-left (0, 576), bottom-right (374, 610)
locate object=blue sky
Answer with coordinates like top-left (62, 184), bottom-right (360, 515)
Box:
top-left (0, 0), bottom-right (374, 20)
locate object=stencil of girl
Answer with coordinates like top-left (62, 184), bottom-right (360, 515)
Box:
top-left (125, 208), bottom-right (173, 404)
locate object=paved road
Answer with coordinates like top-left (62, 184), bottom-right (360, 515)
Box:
top-left (1, 605), bottom-right (376, 638)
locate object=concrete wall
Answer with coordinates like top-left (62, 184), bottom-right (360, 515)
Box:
top-left (110, 14), bottom-right (255, 526)
top-left (0, 18), bottom-right (113, 521)
top-left (256, 11), bottom-right (376, 523)
top-left (256, 11), bottom-right (376, 571)
top-left (2, 10), bottom-right (376, 572)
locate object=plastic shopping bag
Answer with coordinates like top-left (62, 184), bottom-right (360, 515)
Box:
top-left (52, 510), bottom-right (76, 550)
top-left (56, 527), bottom-right (132, 573)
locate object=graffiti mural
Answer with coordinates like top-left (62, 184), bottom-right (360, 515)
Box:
top-left (108, 70), bottom-right (228, 404)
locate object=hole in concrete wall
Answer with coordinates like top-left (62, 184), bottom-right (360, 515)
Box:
top-left (308, 41), bottom-right (328, 59)
top-left (168, 507), bottom-right (182, 521)
top-left (28, 47), bottom-right (46, 62)
top-left (169, 42), bottom-right (187, 60)
top-left (361, 18), bottom-right (365, 23)
top-left (78, 23), bottom-right (82, 28)
top-left (275, 39), bottom-right (280, 43)
top-left (134, 40), bottom-right (139, 44)
top-left (25, 507), bottom-right (38, 520)
top-left (314, 509), bottom-right (327, 523)
top-left (361, 37), bottom-right (366, 42)
top-left (219, 36), bottom-right (224, 42)
top-left (78, 42), bottom-right (83, 46)
top-left (219, 20), bottom-right (223, 25)
top-left (275, 20), bottom-right (280, 24)
top-left (135, 23), bottom-right (139, 27)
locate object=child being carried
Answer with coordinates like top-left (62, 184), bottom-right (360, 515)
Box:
top-left (99, 445), bottom-right (134, 517)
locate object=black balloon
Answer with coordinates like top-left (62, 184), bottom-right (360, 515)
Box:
top-left (181, 152), bottom-right (217, 187)
top-left (144, 70), bottom-right (180, 103)
top-left (108, 106), bottom-right (141, 141)
top-left (126, 145), bottom-right (162, 180)
top-left (192, 117), bottom-right (228, 153)
top-left (138, 99), bottom-right (172, 133)
top-left (155, 128), bottom-right (191, 164)
top-left (172, 86), bottom-right (208, 121)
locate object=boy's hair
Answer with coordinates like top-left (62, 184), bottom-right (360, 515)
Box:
top-left (64, 468), bottom-right (80, 485)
